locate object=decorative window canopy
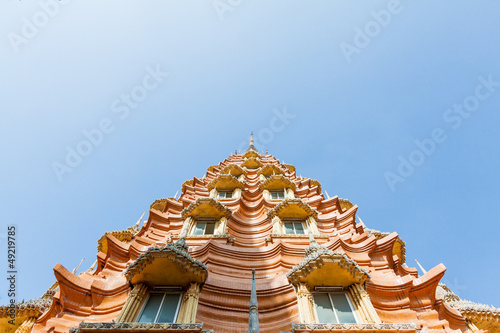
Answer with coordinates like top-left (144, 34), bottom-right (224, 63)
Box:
top-left (287, 246), bottom-right (370, 288)
top-left (181, 198), bottom-right (232, 221)
top-left (242, 150), bottom-right (260, 159)
top-left (260, 175), bottom-right (296, 192)
top-left (219, 164), bottom-right (246, 177)
top-left (258, 164), bottom-right (285, 177)
top-left (241, 157), bottom-right (263, 169)
top-left (207, 174), bottom-right (244, 192)
top-left (125, 242), bottom-right (208, 287)
top-left (151, 198), bottom-right (169, 212)
top-left (267, 198), bottom-right (318, 220)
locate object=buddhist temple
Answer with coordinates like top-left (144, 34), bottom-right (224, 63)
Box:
top-left (2, 135), bottom-right (499, 333)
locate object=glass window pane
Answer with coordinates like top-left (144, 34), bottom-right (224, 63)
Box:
top-left (284, 223), bottom-right (295, 234)
top-left (218, 192), bottom-right (225, 198)
top-left (205, 223), bottom-right (215, 235)
top-left (271, 192), bottom-right (278, 199)
top-left (138, 293), bottom-right (163, 323)
top-left (294, 223), bottom-right (305, 234)
top-left (313, 294), bottom-right (338, 324)
top-left (226, 192), bottom-right (232, 198)
top-left (157, 294), bottom-right (181, 323)
top-left (330, 293), bottom-right (356, 323)
top-left (193, 223), bottom-right (206, 235)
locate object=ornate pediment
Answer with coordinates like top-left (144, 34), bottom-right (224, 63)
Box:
top-left (242, 150), bottom-right (260, 159)
top-left (258, 164), bottom-right (285, 177)
top-left (125, 241), bottom-right (208, 287)
top-left (150, 198), bottom-right (168, 211)
top-left (259, 175), bottom-right (296, 192)
top-left (220, 164), bottom-right (246, 177)
top-left (241, 157), bottom-right (263, 169)
top-left (267, 198), bottom-right (317, 220)
top-left (287, 244), bottom-right (370, 287)
top-left (207, 174), bottom-right (244, 191)
top-left (181, 198), bottom-right (232, 220)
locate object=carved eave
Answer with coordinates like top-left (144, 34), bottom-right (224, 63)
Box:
top-left (258, 164), bottom-right (285, 177)
top-left (97, 226), bottom-right (138, 254)
top-left (365, 227), bottom-right (406, 264)
top-left (445, 297), bottom-right (500, 332)
top-left (283, 163), bottom-right (296, 173)
top-left (220, 164), bottom-right (246, 177)
top-left (150, 198), bottom-right (169, 211)
top-left (124, 244), bottom-right (208, 287)
top-left (207, 174), bottom-right (244, 191)
top-left (241, 157), bottom-right (263, 169)
top-left (181, 198), bottom-right (232, 220)
top-left (0, 296), bottom-right (51, 319)
top-left (70, 322), bottom-right (211, 333)
top-left (267, 198), bottom-right (318, 220)
top-left (309, 179), bottom-right (322, 193)
top-left (242, 150), bottom-right (260, 159)
top-left (259, 175), bottom-right (296, 192)
top-left (339, 198), bottom-right (354, 212)
top-left (289, 323), bottom-right (416, 333)
top-left (207, 165), bottom-right (219, 173)
top-left (287, 247), bottom-right (370, 287)
top-left (182, 179), bottom-right (195, 193)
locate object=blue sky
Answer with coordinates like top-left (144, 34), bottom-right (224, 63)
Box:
top-left (1, 0), bottom-right (499, 307)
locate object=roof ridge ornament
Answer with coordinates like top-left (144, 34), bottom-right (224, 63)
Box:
top-left (248, 268), bottom-right (260, 333)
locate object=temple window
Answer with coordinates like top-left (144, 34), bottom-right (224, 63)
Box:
top-left (192, 219), bottom-right (216, 235)
top-left (137, 291), bottom-right (182, 323)
top-left (312, 292), bottom-right (357, 324)
top-left (270, 190), bottom-right (286, 200)
top-left (217, 191), bottom-right (233, 199)
top-left (284, 219), bottom-right (306, 235)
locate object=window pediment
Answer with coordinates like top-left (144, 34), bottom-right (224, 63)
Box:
top-left (267, 198), bottom-right (317, 220)
top-left (241, 157), bottom-right (263, 169)
top-left (260, 175), bottom-right (296, 192)
top-left (207, 174), bottom-right (244, 192)
top-left (125, 242), bottom-right (208, 287)
top-left (242, 150), bottom-right (260, 159)
top-left (258, 164), bottom-right (284, 177)
top-left (181, 198), bottom-right (232, 221)
top-left (287, 247), bottom-right (370, 288)
top-left (219, 164), bottom-right (246, 177)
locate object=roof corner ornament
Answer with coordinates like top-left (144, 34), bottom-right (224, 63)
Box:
top-left (248, 268), bottom-right (260, 333)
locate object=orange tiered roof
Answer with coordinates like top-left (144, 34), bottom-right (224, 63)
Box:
top-left (3, 140), bottom-right (497, 333)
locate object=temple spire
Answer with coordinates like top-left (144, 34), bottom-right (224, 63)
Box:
top-left (248, 268), bottom-right (259, 333)
top-left (246, 132), bottom-right (258, 153)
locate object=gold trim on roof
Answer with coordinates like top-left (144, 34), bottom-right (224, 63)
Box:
top-left (259, 175), bottom-right (296, 192)
top-left (181, 198), bottom-right (232, 220)
top-left (267, 198), bottom-right (318, 220)
top-left (258, 164), bottom-right (285, 177)
top-left (207, 174), bottom-right (244, 191)
top-left (220, 164), bottom-right (246, 177)
top-left (241, 157), bottom-right (263, 169)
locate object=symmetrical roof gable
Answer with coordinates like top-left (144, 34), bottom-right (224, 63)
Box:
top-left (267, 198), bottom-right (318, 220)
top-left (181, 198), bottom-right (232, 220)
